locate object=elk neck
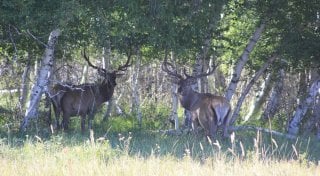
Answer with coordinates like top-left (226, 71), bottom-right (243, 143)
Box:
top-left (178, 86), bottom-right (202, 111)
top-left (98, 80), bottom-right (116, 102)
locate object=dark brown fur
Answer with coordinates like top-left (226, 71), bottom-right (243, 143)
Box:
top-left (49, 50), bottom-right (131, 132)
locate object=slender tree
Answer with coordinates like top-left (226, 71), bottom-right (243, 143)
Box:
top-left (288, 79), bottom-right (320, 135)
top-left (230, 54), bottom-right (277, 124)
top-left (20, 29), bottom-right (61, 131)
top-left (224, 21), bottom-right (266, 102)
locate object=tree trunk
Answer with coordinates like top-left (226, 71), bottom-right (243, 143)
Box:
top-left (213, 65), bottom-right (226, 94)
top-left (114, 93), bottom-right (124, 115)
top-left (102, 44), bottom-right (114, 121)
top-left (297, 69), bottom-right (308, 100)
top-left (230, 54), bottom-right (277, 124)
top-left (316, 101), bottom-right (320, 139)
top-left (171, 83), bottom-right (179, 130)
top-left (300, 67), bottom-right (320, 136)
top-left (103, 98), bottom-right (114, 121)
top-left (201, 59), bottom-right (211, 93)
top-left (262, 69), bottom-right (285, 119)
top-left (244, 72), bottom-right (273, 121)
top-left (131, 49), bottom-right (142, 127)
top-left (287, 79), bottom-right (320, 135)
top-left (302, 97), bottom-right (320, 135)
top-left (225, 22), bottom-right (266, 101)
top-left (80, 65), bottom-right (88, 84)
top-left (18, 53), bottom-right (31, 118)
top-left (20, 29), bottom-right (61, 131)
top-left (168, 51), bottom-right (179, 130)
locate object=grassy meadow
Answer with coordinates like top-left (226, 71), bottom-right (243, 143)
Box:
top-left (0, 125), bottom-right (319, 176)
top-left (0, 98), bottom-right (319, 175)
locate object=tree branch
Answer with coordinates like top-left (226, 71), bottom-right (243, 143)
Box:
top-left (26, 29), bottom-right (48, 47)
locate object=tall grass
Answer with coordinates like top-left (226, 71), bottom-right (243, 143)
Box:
top-left (0, 129), bottom-right (319, 176)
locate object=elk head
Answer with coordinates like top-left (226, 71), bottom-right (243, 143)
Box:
top-left (82, 49), bottom-right (131, 88)
top-left (162, 57), bottom-right (231, 140)
top-left (161, 59), bottom-right (216, 110)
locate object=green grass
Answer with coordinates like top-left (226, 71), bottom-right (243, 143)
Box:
top-left (0, 127), bottom-right (319, 176)
top-left (0, 102), bottom-right (320, 175)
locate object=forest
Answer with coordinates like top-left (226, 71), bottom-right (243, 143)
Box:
top-left (0, 0), bottom-right (320, 175)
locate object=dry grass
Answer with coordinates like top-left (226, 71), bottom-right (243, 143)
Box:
top-left (0, 150), bottom-right (319, 176)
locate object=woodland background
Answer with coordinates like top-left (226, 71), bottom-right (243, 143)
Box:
top-left (0, 1), bottom-right (320, 175)
top-left (0, 0), bottom-right (319, 145)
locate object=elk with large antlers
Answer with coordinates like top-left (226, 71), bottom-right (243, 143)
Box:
top-left (49, 50), bottom-right (131, 132)
top-left (162, 58), bottom-right (231, 139)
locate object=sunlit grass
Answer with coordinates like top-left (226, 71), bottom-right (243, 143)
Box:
top-left (0, 130), bottom-right (319, 176)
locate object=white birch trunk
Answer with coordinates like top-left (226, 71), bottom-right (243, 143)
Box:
top-left (103, 44), bottom-right (113, 121)
top-left (131, 50), bottom-right (142, 127)
top-left (171, 83), bottom-right (179, 130)
top-left (262, 69), bottom-right (285, 119)
top-left (80, 65), bottom-right (88, 84)
top-left (18, 55), bottom-right (31, 117)
top-left (230, 54), bottom-right (277, 124)
top-left (20, 29), bottom-right (61, 130)
top-left (102, 43), bottom-right (114, 121)
top-left (225, 22), bottom-right (266, 101)
top-left (168, 52), bottom-right (179, 130)
top-left (288, 79), bottom-right (320, 135)
top-left (244, 72), bottom-right (273, 121)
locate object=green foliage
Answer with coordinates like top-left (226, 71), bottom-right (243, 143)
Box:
top-left (95, 102), bottom-right (171, 133)
top-left (140, 102), bottom-right (171, 130)
top-left (102, 116), bottom-right (138, 133)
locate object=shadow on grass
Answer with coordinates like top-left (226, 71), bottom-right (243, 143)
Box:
top-left (1, 115), bottom-right (320, 163)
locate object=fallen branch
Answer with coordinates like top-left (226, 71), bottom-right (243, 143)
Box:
top-left (228, 125), bottom-right (296, 139)
top-left (158, 125), bottom-right (296, 140)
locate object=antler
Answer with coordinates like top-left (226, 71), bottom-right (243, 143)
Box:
top-left (161, 49), bottom-right (184, 80)
top-left (190, 63), bottom-right (217, 79)
top-left (162, 60), bottom-right (185, 80)
top-left (82, 49), bottom-right (107, 75)
top-left (116, 51), bottom-right (132, 72)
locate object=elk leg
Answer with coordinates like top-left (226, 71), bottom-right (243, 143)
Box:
top-left (81, 115), bottom-right (86, 132)
top-left (208, 117), bottom-right (218, 141)
top-left (51, 102), bottom-right (61, 129)
top-left (223, 110), bottom-right (231, 138)
top-left (191, 111), bottom-right (200, 134)
top-left (88, 111), bottom-right (95, 130)
top-left (55, 108), bottom-right (61, 129)
top-left (191, 119), bottom-right (199, 134)
top-left (62, 114), bottom-right (70, 131)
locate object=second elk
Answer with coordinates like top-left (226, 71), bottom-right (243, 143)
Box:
top-left (162, 59), bottom-right (231, 140)
top-left (49, 50), bottom-right (131, 132)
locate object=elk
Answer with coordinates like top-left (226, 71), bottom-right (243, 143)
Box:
top-left (162, 59), bottom-right (231, 139)
top-left (49, 50), bottom-right (131, 132)
top-left (48, 82), bottom-right (72, 130)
